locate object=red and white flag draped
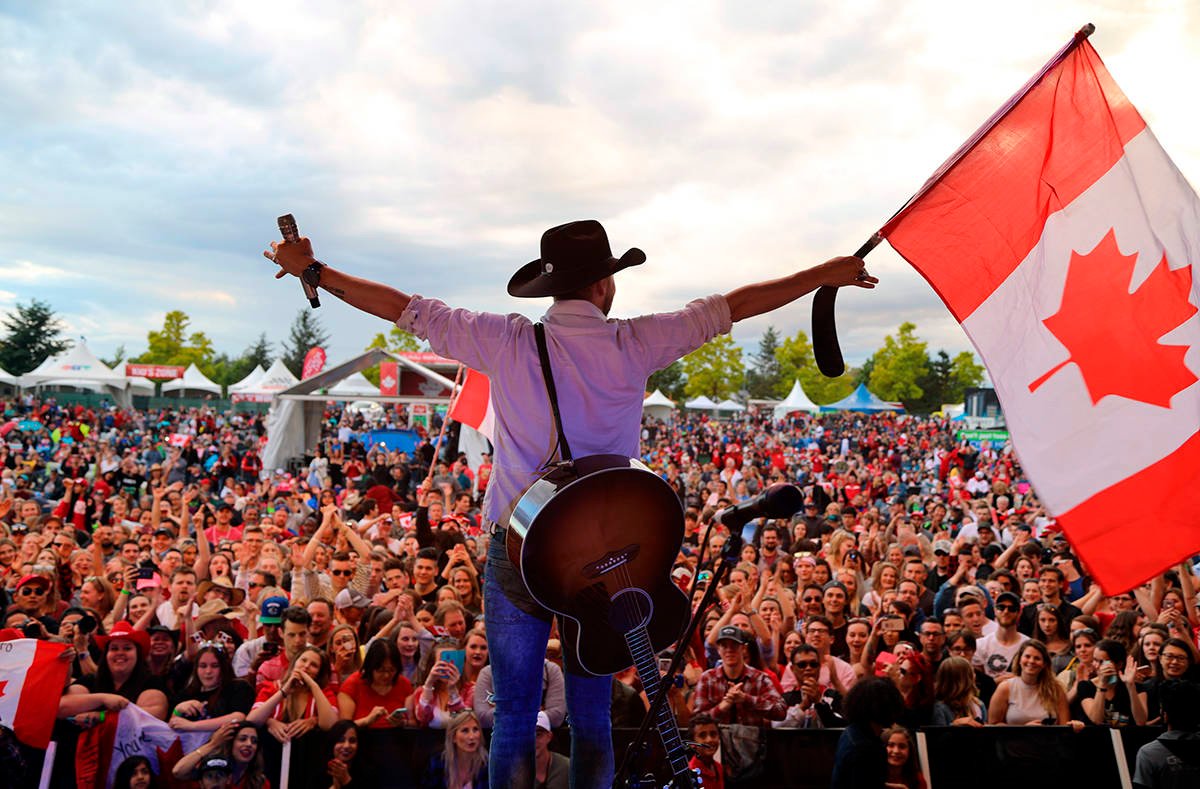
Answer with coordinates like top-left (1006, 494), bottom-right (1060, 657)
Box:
top-left (0, 638), bottom-right (70, 748)
top-left (878, 29), bottom-right (1200, 592)
top-left (449, 368), bottom-right (495, 441)
top-left (75, 703), bottom-right (207, 788)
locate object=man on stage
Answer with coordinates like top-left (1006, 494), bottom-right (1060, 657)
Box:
top-left (265, 219), bottom-right (875, 788)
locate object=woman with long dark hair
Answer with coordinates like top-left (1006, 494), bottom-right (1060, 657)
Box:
top-left (69, 621), bottom-right (169, 719)
top-left (174, 719), bottom-right (270, 789)
top-left (882, 725), bottom-right (927, 789)
top-left (326, 720), bottom-right (360, 789)
top-left (1079, 638), bottom-right (1147, 727)
top-left (170, 644), bottom-right (255, 733)
top-left (338, 639), bottom-right (413, 728)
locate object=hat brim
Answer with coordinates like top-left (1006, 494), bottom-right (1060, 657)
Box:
top-left (507, 248), bottom-right (645, 298)
top-left (95, 630), bottom-right (152, 655)
top-left (196, 580), bottom-right (247, 606)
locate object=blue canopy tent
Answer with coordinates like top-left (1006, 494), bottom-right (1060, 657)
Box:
top-left (820, 383), bottom-right (905, 413)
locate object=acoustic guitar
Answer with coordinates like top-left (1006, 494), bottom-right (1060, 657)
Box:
top-left (508, 454), bottom-right (697, 786)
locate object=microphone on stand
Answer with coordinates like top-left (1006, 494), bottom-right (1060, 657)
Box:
top-left (716, 483), bottom-right (805, 546)
top-left (277, 214), bottom-right (320, 308)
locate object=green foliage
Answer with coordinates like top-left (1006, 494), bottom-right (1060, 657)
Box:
top-left (867, 322), bottom-right (929, 406)
top-left (281, 310), bottom-right (331, 377)
top-left (647, 360), bottom-right (686, 402)
top-left (129, 310), bottom-right (214, 373)
top-left (947, 350), bottom-right (986, 403)
top-left (681, 334), bottom-right (744, 400)
top-left (745, 325), bottom-right (783, 399)
top-left (0, 299), bottom-right (72, 375)
top-left (99, 344), bottom-right (127, 370)
top-left (361, 327), bottom-right (423, 385)
top-left (204, 334), bottom-right (273, 387)
top-left (773, 329), bottom-right (856, 404)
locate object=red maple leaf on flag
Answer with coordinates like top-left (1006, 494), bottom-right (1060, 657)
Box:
top-left (1029, 228), bottom-right (1197, 406)
top-left (0, 679), bottom-right (6, 699)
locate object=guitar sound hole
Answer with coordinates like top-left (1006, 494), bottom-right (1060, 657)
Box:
top-left (609, 587), bottom-right (653, 633)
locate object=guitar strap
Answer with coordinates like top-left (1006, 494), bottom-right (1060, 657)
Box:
top-left (533, 322), bottom-right (574, 465)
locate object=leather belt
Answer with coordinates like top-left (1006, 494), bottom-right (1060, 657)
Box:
top-left (488, 522), bottom-right (506, 537)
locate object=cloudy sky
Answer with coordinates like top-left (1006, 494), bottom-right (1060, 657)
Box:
top-left (2, 0), bottom-right (1197, 369)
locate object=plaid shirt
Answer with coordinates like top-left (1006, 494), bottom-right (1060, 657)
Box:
top-left (692, 664), bottom-right (786, 726)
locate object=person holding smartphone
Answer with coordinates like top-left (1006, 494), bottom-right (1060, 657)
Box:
top-left (410, 640), bottom-right (468, 728)
top-left (338, 639), bottom-right (413, 729)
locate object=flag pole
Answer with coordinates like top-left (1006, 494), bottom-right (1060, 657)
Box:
top-left (423, 363), bottom-right (465, 489)
top-left (813, 23), bottom-right (1097, 378)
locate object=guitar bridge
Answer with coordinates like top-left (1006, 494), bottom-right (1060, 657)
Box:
top-left (583, 544), bottom-right (640, 578)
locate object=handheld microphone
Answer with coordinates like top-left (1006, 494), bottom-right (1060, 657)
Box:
top-left (278, 214), bottom-right (320, 308)
top-left (717, 483), bottom-right (804, 546)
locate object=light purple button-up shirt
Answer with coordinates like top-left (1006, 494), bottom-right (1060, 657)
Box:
top-left (397, 294), bottom-right (732, 525)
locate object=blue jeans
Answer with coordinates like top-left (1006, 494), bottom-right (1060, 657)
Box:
top-left (485, 534), bottom-right (614, 789)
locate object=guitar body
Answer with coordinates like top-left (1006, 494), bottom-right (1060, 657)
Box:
top-left (507, 454), bottom-right (689, 677)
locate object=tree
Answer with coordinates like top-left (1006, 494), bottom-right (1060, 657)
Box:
top-left (745, 325), bottom-right (783, 399)
top-left (647, 360), bottom-right (686, 402)
top-left (773, 329), bottom-right (855, 405)
top-left (868, 322), bottom-right (929, 406)
top-left (362, 327), bottom-right (423, 385)
top-left (281, 310), bottom-right (331, 376)
top-left (205, 334), bottom-right (273, 387)
top-left (947, 350), bottom-right (986, 403)
top-left (0, 299), bottom-right (72, 375)
top-left (912, 350), bottom-right (953, 413)
top-left (681, 335), bottom-right (744, 400)
top-left (100, 344), bottom-right (127, 370)
top-left (132, 310), bottom-right (215, 370)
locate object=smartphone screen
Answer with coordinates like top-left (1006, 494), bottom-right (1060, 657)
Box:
top-left (442, 649), bottom-right (465, 674)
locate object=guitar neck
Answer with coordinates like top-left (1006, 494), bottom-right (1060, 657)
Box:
top-left (624, 627), bottom-right (693, 784)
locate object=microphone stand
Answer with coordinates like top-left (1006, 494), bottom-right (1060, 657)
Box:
top-left (614, 516), bottom-right (765, 788)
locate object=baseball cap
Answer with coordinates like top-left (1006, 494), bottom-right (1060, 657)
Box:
top-left (933, 540), bottom-right (953, 556)
top-left (715, 625), bottom-right (747, 645)
top-left (335, 588), bottom-right (370, 610)
top-left (995, 591), bottom-right (1022, 608)
top-left (260, 595), bottom-right (288, 624)
top-left (536, 711), bottom-right (552, 731)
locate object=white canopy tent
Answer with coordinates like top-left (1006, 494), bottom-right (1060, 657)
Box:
top-left (683, 395), bottom-right (719, 411)
top-left (162, 363), bottom-right (222, 397)
top-left (0, 365), bottom-right (18, 388)
top-left (327, 371), bottom-right (380, 398)
top-left (228, 364), bottom-right (266, 394)
top-left (773, 379), bottom-right (821, 418)
top-left (642, 389), bottom-right (676, 422)
top-left (233, 359), bottom-right (299, 403)
top-left (716, 398), bottom-right (746, 412)
top-left (129, 377), bottom-right (156, 396)
top-left (261, 349), bottom-right (459, 472)
top-left (19, 341), bottom-right (138, 406)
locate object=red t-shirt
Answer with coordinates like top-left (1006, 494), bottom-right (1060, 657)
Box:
top-left (338, 671), bottom-right (413, 728)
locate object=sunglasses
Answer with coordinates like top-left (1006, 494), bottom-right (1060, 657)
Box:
top-left (331, 569), bottom-right (353, 577)
top-left (19, 586), bottom-right (48, 596)
top-left (792, 660), bottom-right (819, 670)
top-left (995, 604), bottom-right (1018, 612)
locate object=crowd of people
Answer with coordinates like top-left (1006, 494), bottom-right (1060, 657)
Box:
top-left (1, 393), bottom-right (1198, 788)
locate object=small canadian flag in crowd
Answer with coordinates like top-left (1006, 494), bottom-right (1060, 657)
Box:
top-left (449, 368), bottom-right (494, 441)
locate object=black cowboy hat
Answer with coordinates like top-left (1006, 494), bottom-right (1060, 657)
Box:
top-left (507, 220), bottom-right (645, 298)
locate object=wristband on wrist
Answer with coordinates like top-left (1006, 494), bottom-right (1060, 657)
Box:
top-left (120, 588), bottom-right (132, 596)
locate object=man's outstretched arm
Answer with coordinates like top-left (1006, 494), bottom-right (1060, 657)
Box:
top-left (264, 238), bottom-right (410, 322)
top-left (723, 256), bottom-right (876, 323)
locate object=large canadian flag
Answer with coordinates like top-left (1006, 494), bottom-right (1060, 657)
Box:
top-left (880, 33), bottom-right (1200, 592)
top-left (449, 368), bottom-right (495, 441)
top-left (0, 638), bottom-right (70, 748)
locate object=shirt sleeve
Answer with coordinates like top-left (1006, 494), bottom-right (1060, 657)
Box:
top-left (749, 673), bottom-right (787, 720)
top-left (396, 296), bottom-right (524, 375)
top-left (624, 295), bottom-right (733, 374)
